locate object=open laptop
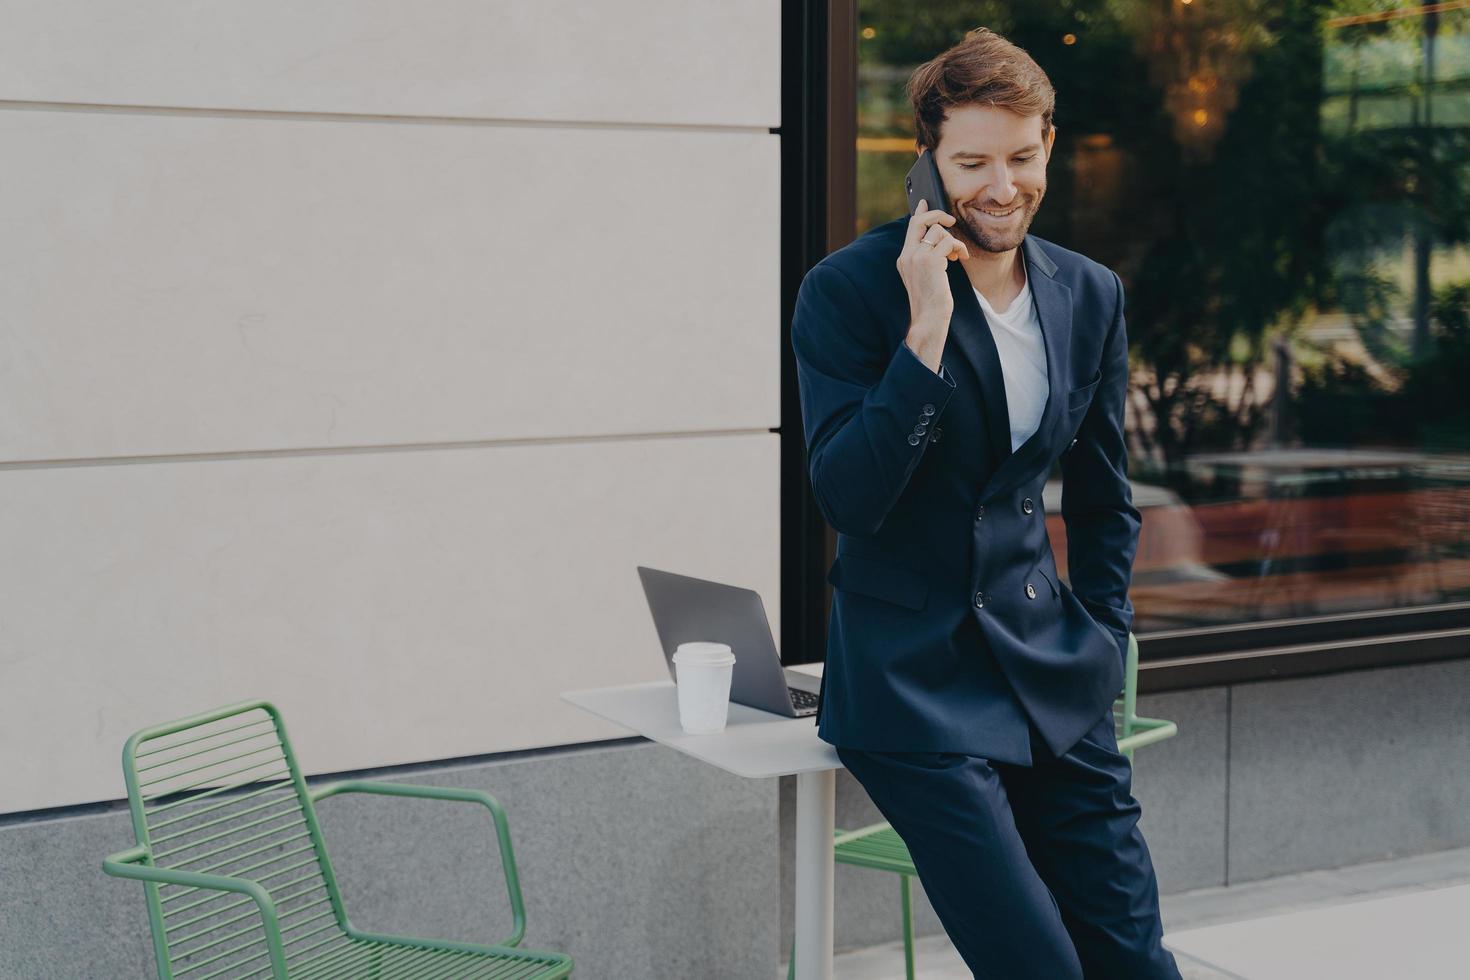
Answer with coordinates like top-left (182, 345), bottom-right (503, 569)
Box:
top-left (636, 566), bottom-right (821, 719)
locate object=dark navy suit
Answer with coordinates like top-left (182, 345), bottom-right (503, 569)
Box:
top-left (791, 216), bottom-right (1180, 979)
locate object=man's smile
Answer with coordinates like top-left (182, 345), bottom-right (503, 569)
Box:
top-left (973, 203), bottom-right (1022, 218)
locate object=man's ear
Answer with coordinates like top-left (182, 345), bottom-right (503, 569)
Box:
top-left (1045, 126), bottom-right (1059, 158)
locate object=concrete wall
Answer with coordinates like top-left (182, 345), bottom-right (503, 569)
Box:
top-left (0, 0), bottom-right (782, 813)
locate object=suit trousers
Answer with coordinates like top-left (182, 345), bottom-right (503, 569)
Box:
top-left (835, 708), bottom-right (1182, 980)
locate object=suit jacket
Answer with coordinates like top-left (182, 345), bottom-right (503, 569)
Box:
top-left (791, 216), bottom-right (1141, 764)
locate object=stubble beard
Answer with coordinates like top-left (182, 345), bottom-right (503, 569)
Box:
top-left (954, 185), bottom-right (1045, 254)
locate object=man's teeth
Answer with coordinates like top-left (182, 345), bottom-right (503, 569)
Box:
top-left (980, 207), bottom-right (1018, 216)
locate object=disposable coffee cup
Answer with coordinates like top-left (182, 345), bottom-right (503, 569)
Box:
top-left (671, 641), bottom-right (737, 734)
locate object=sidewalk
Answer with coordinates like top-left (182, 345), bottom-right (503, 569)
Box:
top-left (781, 844), bottom-right (1470, 978)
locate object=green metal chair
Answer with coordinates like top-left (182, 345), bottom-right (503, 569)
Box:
top-left (102, 699), bottom-right (574, 979)
top-left (786, 633), bottom-right (1177, 980)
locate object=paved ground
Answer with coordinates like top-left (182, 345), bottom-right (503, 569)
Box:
top-left (779, 844), bottom-right (1470, 978)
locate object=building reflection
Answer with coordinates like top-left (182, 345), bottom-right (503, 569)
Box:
top-left (855, 0), bottom-right (1470, 637)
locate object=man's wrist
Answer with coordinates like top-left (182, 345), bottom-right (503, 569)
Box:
top-left (904, 330), bottom-right (945, 375)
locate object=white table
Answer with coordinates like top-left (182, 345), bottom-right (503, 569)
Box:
top-left (560, 671), bottom-right (842, 980)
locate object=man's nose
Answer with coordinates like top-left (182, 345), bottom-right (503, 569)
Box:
top-left (986, 167), bottom-right (1018, 205)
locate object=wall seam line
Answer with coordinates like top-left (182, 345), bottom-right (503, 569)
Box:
top-left (1224, 684), bottom-right (1232, 887)
top-left (0, 426), bottom-right (783, 471)
top-left (0, 99), bottom-right (775, 134)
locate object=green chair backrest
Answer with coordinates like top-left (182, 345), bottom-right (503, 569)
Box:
top-left (1116, 632), bottom-right (1142, 739)
top-left (121, 700), bottom-right (347, 979)
top-left (1114, 633), bottom-right (1179, 761)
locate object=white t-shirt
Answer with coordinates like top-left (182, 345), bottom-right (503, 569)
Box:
top-left (973, 262), bottom-right (1049, 452)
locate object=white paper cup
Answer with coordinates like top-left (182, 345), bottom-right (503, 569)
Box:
top-left (671, 641), bottom-right (737, 734)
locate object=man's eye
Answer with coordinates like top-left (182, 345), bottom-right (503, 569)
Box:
top-left (958, 156), bottom-right (1035, 170)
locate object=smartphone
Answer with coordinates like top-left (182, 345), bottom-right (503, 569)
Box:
top-left (905, 148), bottom-right (951, 217)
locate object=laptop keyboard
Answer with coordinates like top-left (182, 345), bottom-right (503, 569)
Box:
top-left (788, 688), bottom-right (820, 713)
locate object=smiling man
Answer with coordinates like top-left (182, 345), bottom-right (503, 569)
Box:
top-left (790, 27), bottom-right (1182, 980)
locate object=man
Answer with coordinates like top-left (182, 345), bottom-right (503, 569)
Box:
top-left (790, 27), bottom-right (1182, 980)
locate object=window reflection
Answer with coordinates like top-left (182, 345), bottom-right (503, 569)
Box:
top-left (857, 1), bottom-right (1470, 631)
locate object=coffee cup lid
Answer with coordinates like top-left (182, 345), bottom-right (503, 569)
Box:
top-left (672, 641), bottom-right (735, 667)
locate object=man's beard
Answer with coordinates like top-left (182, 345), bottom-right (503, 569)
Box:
top-left (954, 187), bottom-right (1044, 253)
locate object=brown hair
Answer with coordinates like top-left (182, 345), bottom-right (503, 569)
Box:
top-left (906, 27), bottom-right (1056, 151)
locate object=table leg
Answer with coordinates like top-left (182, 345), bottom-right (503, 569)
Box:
top-left (793, 768), bottom-right (835, 980)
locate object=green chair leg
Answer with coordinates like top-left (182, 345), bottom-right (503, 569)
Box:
top-left (786, 936), bottom-right (795, 980)
top-left (900, 873), bottom-right (915, 980)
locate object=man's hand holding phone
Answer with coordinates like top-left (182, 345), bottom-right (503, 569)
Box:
top-left (898, 198), bottom-right (969, 374)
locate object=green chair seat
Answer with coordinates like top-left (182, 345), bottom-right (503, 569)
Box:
top-left (785, 633), bottom-right (1177, 980)
top-left (102, 700), bottom-right (574, 979)
top-left (288, 934), bottom-right (570, 979)
top-left (832, 822), bottom-right (914, 874)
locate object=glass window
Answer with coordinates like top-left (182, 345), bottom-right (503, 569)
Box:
top-left (856, 1), bottom-right (1470, 633)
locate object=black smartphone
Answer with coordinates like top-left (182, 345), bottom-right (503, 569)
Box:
top-left (905, 148), bottom-right (951, 217)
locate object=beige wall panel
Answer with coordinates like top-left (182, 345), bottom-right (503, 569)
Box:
top-left (0, 433), bottom-right (780, 813)
top-left (0, 1), bottom-right (780, 127)
top-left (0, 110), bottom-right (779, 462)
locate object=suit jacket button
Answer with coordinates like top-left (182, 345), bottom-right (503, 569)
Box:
top-left (1071, 438), bottom-right (1079, 448)
top-left (1026, 583), bottom-right (1037, 599)
top-left (975, 504), bottom-right (985, 522)
top-left (908, 433), bottom-right (921, 446)
top-left (932, 426), bottom-right (943, 443)
top-left (1022, 497), bottom-right (1034, 514)
top-left (974, 592), bottom-right (985, 608)
top-left (922, 403), bottom-right (936, 416)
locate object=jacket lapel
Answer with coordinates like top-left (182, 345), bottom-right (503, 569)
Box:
top-left (984, 235), bottom-right (1071, 499)
top-left (944, 260), bottom-right (1012, 470)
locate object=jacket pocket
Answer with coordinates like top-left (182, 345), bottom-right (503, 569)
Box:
top-left (1034, 551), bottom-right (1062, 597)
top-left (826, 553), bottom-right (929, 611)
top-left (1067, 370), bottom-right (1102, 411)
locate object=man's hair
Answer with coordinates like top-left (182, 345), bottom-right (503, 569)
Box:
top-left (906, 27), bottom-right (1056, 152)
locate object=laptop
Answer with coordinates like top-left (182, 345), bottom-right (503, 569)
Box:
top-left (636, 566), bottom-right (821, 719)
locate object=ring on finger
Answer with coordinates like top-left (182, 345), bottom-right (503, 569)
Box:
top-left (920, 236), bottom-right (939, 248)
